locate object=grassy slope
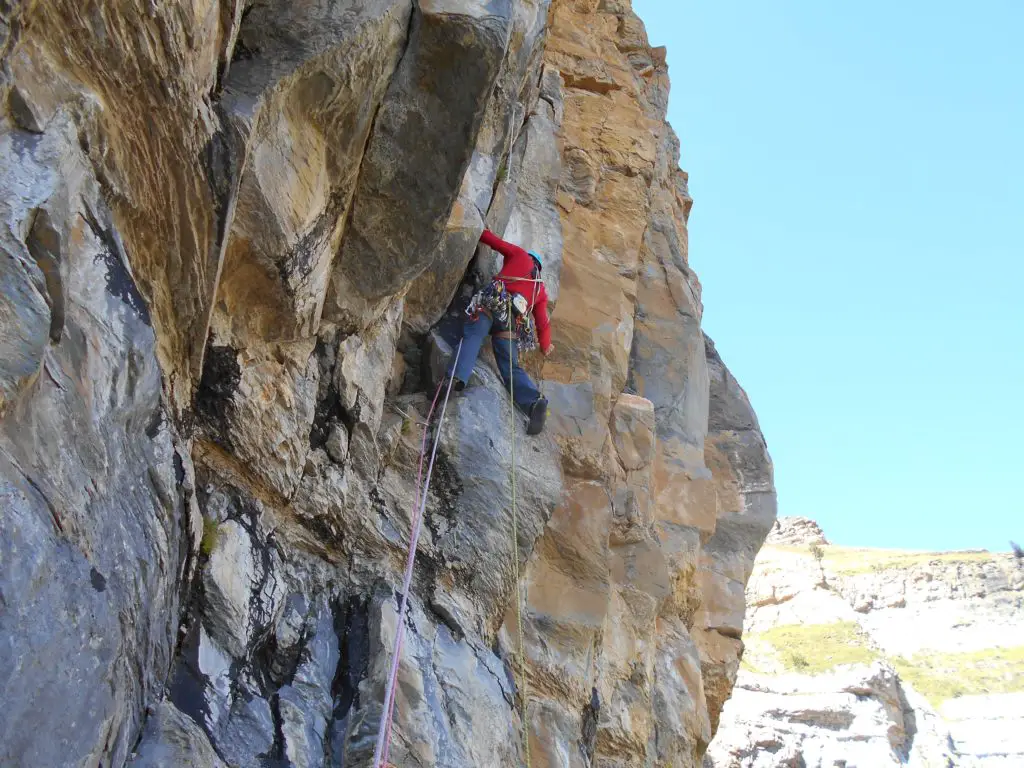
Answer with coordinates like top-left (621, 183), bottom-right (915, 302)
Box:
top-left (743, 545), bottom-right (1024, 707)
top-left (743, 620), bottom-right (1024, 707)
top-left (765, 544), bottom-right (996, 575)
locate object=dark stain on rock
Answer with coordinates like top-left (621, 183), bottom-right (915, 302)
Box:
top-left (580, 686), bottom-right (600, 764)
top-left (25, 208), bottom-right (65, 342)
top-left (82, 205), bottom-right (152, 326)
top-left (310, 336), bottom-right (347, 450)
top-left (430, 448), bottom-right (464, 519)
top-left (167, 615), bottom-right (213, 731)
top-left (145, 407), bottom-right (163, 439)
top-left (7, 86), bottom-right (43, 133)
top-left (310, 380), bottom-right (342, 451)
top-left (231, 9), bottom-right (259, 65)
top-left (275, 191), bottom-right (345, 300)
top-left (266, 691), bottom-right (287, 763)
top-left (257, 594), bottom-right (311, 690)
top-left (89, 567), bottom-right (107, 592)
top-left (331, 595), bottom-right (370, 722)
top-left (296, 510), bottom-right (345, 552)
top-left (202, 116), bottom-right (242, 251)
top-left (195, 343), bottom-right (241, 446)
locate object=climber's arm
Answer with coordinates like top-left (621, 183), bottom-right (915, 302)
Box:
top-left (533, 290), bottom-right (553, 355)
top-left (480, 229), bottom-right (528, 265)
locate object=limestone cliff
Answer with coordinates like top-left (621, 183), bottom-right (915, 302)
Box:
top-left (0, 2), bottom-right (775, 766)
top-left (707, 517), bottom-right (1024, 768)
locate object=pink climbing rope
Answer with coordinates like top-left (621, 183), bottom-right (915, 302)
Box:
top-left (373, 340), bottom-right (463, 768)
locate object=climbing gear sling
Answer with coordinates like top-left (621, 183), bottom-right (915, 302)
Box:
top-left (466, 271), bottom-right (544, 353)
top-left (373, 340), bottom-right (463, 768)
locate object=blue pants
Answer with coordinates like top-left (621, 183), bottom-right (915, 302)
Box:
top-left (449, 312), bottom-right (541, 412)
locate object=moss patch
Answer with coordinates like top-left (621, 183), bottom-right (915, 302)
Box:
top-left (200, 517), bottom-right (221, 557)
top-left (743, 621), bottom-right (880, 675)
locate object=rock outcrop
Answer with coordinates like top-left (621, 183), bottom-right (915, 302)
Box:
top-left (0, 2), bottom-right (776, 766)
top-left (763, 516), bottom-right (829, 547)
top-left (706, 518), bottom-right (1024, 767)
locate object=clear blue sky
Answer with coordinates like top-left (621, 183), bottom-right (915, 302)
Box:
top-left (632, 0), bottom-right (1023, 552)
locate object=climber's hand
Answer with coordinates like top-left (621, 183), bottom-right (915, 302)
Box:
top-left (542, 344), bottom-right (555, 357)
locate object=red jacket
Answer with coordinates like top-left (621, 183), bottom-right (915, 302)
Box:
top-left (480, 229), bottom-right (552, 351)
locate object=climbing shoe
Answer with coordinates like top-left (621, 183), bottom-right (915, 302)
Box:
top-left (439, 375), bottom-right (465, 394)
top-left (527, 397), bottom-right (548, 436)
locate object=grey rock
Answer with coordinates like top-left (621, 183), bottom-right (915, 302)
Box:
top-left (335, 298), bottom-right (403, 432)
top-left (0, 118), bottom-right (192, 768)
top-left (495, 98), bottom-right (565, 305)
top-left (278, 605), bottom-right (340, 768)
top-left (0, 127), bottom-right (51, 414)
top-left (344, 591), bottom-right (522, 768)
top-left (405, 0), bottom-right (553, 331)
top-left (201, 516), bottom-right (286, 660)
top-left (326, 0), bottom-right (515, 328)
top-left (326, 424), bottom-right (350, 465)
top-left (127, 700), bottom-right (226, 768)
top-left (216, 0), bottom-right (413, 346)
top-left (765, 516), bottom-right (831, 547)
top-left (707, 663), bottom-right (960, 768)
top-left (1, 4), bottom-right (779, 768)
top-left (216, 692), bottom-right (276, 767)
top-left (427, 332), bottom-right (564, 633)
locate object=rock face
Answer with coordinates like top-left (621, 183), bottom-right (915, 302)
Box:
top-left (0, 2), bottom-right (775, 767)
top-left (763, 516), bottom-right (829, 547)
top-left (708, 662), bottom-right (958, 768)
top-left (706, 520), bottom-right (1024, 767)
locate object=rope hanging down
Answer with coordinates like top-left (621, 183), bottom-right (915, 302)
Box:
top-left (373, 340), bottom-right (463, 768)
top-left (508, 300), bottom-right (532, 768)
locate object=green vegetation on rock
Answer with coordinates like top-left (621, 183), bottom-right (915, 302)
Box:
top-left (743, 618), bottom-right (1024, 709)
top-left (743, 621), bottom-right (880, 675)
top-left (763, 544), bottom-right (997, 575)
top-left (200, 517), bottom-right (221, 557)
top-left (893, 646), bottom-right (1024, 708)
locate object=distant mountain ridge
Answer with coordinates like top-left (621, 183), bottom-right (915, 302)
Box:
top-left (707, 516), bottom-right (1024, 767)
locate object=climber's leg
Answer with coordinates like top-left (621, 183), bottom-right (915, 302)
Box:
top-left (447, 311), bottom-right (493, 389)
top-left (491, 334), bottom-right (541, 413)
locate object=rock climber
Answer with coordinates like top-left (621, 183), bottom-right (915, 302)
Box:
top-left (445, 228), bottom-right (555, 435)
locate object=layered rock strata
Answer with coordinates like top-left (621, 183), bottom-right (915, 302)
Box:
top-left (0, 2), bottom-right (775, 766)
top-left (707, 518), bottom-right (1024, 767)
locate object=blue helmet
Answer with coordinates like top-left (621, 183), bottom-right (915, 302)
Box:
top-left (528, 250), bottom-right (543, 270)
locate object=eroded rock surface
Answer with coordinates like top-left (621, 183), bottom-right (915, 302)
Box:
top-left (707, 521), bottom-right (1024, 767)
top-left (1, 2), bottom-right (775, 766)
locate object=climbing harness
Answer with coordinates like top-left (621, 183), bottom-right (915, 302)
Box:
top-left (373, 340), bottom-right (464, 768)
top-left (466, 278), bottom-right (513, 326)
top-left (466, 271), bottom-right (545, 353)
top-left (507, 304), bottom-right (533, 768)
